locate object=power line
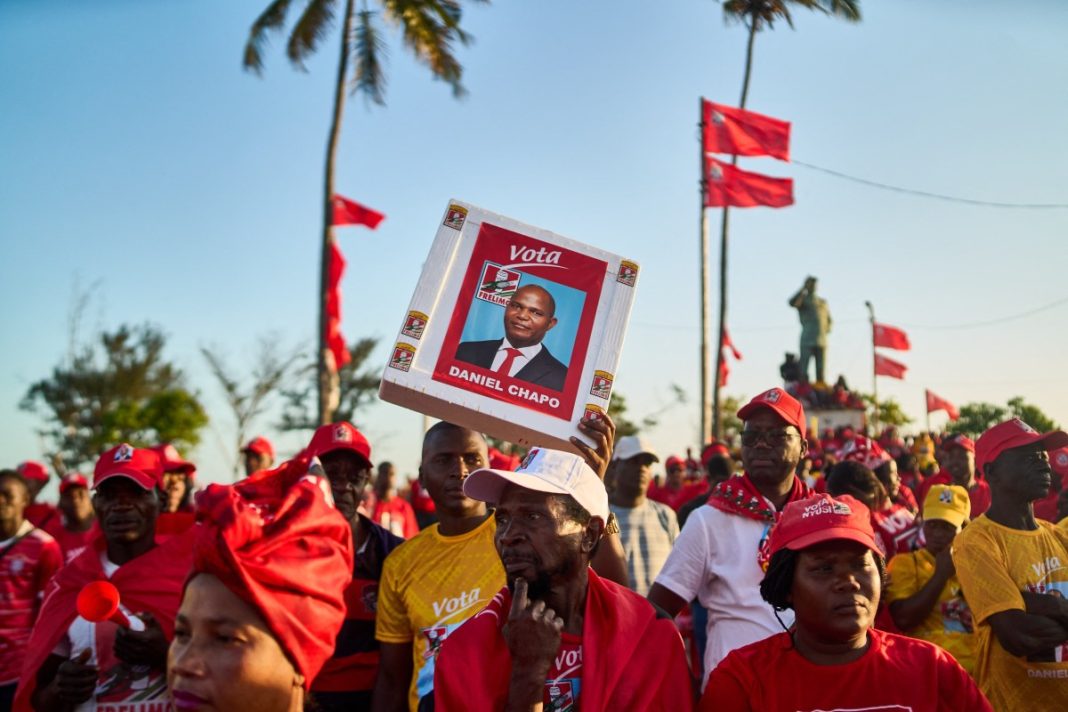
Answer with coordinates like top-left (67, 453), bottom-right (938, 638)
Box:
top-left (902, 295), bottom-right (1068, 330)
top-left (793, 160), bottom-right (1068, 209)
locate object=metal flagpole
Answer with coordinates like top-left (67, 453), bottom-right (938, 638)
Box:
top-left (865, 301), bottom-right (879, 432)
top-left (699, 98), bottom-right (713, 444)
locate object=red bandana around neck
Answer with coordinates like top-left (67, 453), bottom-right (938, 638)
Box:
top-left (707, 473), bottom-right (813, 570)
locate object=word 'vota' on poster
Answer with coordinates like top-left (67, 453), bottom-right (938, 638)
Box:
top-left (379, 200), bottom-right (639, 453)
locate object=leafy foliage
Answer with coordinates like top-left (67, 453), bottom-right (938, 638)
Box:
top-left (721, 0), bottom-right (861, 30)
top-left (279, 337), bottom-right (381, 430)
top-left (856, 393), bottom-right (912, 428)
top-left (946, 397), bottom-right (1058, 438)
top-left (20, 325), bottom-right (208, 472)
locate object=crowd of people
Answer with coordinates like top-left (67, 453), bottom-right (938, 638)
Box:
top-left (2, 386), bottom-right (1067, 710)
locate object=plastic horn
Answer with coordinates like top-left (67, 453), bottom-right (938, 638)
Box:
top-left (76, 581), bottom-right (131, 628)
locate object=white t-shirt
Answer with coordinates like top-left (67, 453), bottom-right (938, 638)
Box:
top-left (653, 504), bottom-right (795, 685)
top-left (53, 554), bottom-right (167, 712)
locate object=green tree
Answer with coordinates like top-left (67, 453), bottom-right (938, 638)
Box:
top-left (244, 0), bottom-right (488, 427)
top-left (946, 397), bottom-right (1058, 438)
top-left (857, 393), bottom-right (912, 429)
top-left (710, 0), bottom-right (861, 439)
top-left (279, 337), bottom-right (380, 431)
top-left (20, 324), bottom-right (208, 472)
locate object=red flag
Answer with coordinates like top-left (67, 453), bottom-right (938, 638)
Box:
top-left (704, 157), bottom-right (793, 208)
top-left (926, 389), bottom-right (959, 421)
top-left (719, 328), bottom-right (742, 387)
top-left (326, 241), bottom-right (351, 369)
top-left (702, 100), bottom-right (791, 161)
top-left (722, 328), bottom-right (743, 360)
top-left (874, 353), bottom-right (907, 380)
top-left (331, 194), bottom-right (385, 228)
top-left (873, 322), bottom-right (911, 351)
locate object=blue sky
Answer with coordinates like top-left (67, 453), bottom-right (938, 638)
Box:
top-left (3, 0), bottom-right (1067, 489)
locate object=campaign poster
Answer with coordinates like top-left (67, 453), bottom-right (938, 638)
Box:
top-left (432, 222), bottom-right (606, 420)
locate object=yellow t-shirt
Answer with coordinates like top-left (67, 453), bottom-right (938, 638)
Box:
top-left (953, 515), bottom-right (1068, 711)
top-left (375, 516), bottom-right (505, 711)
top-left (886, 548), bottom-right (976, 674)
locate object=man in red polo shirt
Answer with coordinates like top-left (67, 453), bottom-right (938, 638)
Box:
top-left (371, 461), bottom-right (419, 540)
top-left (43, 473), bottom-right (97, 563)
top-left (921, 434), bottom-right (991, 518)
top-left (0, 469), bottom-right (62, 708)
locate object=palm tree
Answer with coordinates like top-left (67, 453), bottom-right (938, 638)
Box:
top-left (707, 0), bottom-right (860, 440)
top-left (244, 0), bottom-right (488, 426)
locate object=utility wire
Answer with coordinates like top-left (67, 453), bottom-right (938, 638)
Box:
top-left (793, 160), bottom-right (1068, 209)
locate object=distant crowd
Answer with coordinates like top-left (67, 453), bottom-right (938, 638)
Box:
top-left (2, 386), bottom-right (1067, 711)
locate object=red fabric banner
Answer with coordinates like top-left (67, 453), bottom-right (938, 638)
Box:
top-left (873, 322), bottom-right (911, 351)
top-left (331, 195), bottom-right (385, 228)
top-left (702, 100), bottom-right (791, 161)
top-left (874, 353), bottom-right (908, 380)
top-left (926, 389), bottom-right (960, 420)
top-left (327, 241), bottom-right (351, 369)
top-left (719, 328), bottom-right (743, 387)
top-left (704, 156), bottom-right (794, 208)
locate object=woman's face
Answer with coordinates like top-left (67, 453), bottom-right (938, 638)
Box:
top-left (168, 574), bottom-right (302, 712)
top-left (161, 471), bottom-right (188, 512)
top-left (791, 540), bottom-right (880, 644)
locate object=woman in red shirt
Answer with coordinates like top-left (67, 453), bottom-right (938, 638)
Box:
top-left (698, 493), bottom-right (990, 712)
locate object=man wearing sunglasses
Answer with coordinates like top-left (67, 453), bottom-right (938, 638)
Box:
top-left (648, 388), bottom-right (811, 686)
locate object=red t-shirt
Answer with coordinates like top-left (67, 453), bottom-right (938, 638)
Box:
top-left (0, 523), bottom-right (62, 684)
top-left (919, 474), bottom-right (991, 518)
top-left (371, 496), bottom-right (419, 539)
top-left (23, 503), bottom-right (59, 531)
top-left (544, 633), bottom-right (582, 711)
top-left (42, 517), bottom-right (98, 563)
top-left (699, 628), bottom-right (992, 711)
top-left (872, 502), bottom-right (920, 556)
top-left (409, 480), bottom-right (437, 514)
top-left (648, 483), bottom-right (706, 512)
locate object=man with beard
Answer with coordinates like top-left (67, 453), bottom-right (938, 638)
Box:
top-left (303, 422), bottom-right (404, 712)
top-left (920, 434), bottom-right (990, 519)
top-left (373, 418), bottom-right (624, 712)
top-left (649, 388), bottom-right (812, 686)
top-left (434, 448), bottom-right (691, 711)
top-left (953, 419), bottom-right (1068, 711)
top-left (16, 444), bottom-right (194, 712)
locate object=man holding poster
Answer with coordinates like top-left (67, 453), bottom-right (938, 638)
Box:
top-left (455, 284), bottom-right (568, 391)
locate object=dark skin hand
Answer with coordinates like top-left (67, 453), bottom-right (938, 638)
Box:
top-left (890, 548), bottom-right (966, 632)
top-left (114, 612), bottom-right (169, 669)
top-left (34, 649), bottom-right (97, 711)
top-left (370, 641), bottom-right (413, 712)
top-left (504, 577), bottom-right (563, 712)
top-left (571, 415), bottom-right (629, 587)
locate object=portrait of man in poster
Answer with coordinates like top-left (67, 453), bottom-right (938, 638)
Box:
top-left (455, 284), bottom-right (567, 391)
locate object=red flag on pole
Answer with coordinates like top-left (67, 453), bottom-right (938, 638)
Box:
top-left (702, 100), bottom-right (791, 161)
top-left (874, 353), bottom-right (907, 380)
top-left (331, 195), bottom-right (386, 228)
top-left (704, 156), bottom-right (793, 208)
top-left (719, 328), bottom-right (742, 387)
top-left (873, 322), bottom-right (911, 351)
top-left (926, 389), bottom-right (960, 421)
top-left (326, 241), bottom-right (351, 369)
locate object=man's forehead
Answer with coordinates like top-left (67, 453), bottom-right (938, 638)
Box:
top-left (1004, 441), bottom-right (1047, 458)
top-left (424, 428), bottom-right (486, 457)
top-left (742, 408), bottom-right (792, 429)
top-left (498, 483), bottom-right (557, 509)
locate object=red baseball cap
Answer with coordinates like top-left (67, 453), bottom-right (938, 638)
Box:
top-left (665, 455), bottom-right (685, 471)
top-left (942, 433), bottom-right (975, 453)
top-left (243, 436), bottom-right (275, 460)
top-left (701, 442), bottom-right (731, 467)
top-left (839, 436), bottom-right (891, 470)
top-left (975, 418), bottom-right (1068, 475)
top-left (94, 444), bottom-right (163, 490)
top-left (59, 473), bottom-right (89, 495)
top-left (150, 443), bottom-right (197, 476)
top-left (1050, 448), bottom-right (1068, 478)
top-left (737, 388), bottom-right (807, 439)
top-left (305, 422), bottom-right (372, 469)
top-left (16, 460), bottom-right (49, 483)
top-left (768, 493), bottom-right (881, 558)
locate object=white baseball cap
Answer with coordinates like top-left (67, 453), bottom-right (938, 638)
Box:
top-left (611, 435), bottom-right (659, 463)
top-left (463, 447), bottom-right (609, 521)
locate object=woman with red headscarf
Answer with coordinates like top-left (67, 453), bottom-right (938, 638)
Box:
top-left (167, 459), bottom-right (353, 711)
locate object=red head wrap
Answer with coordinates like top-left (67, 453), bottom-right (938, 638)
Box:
top-left (191, 458), bottom-right (353, 688)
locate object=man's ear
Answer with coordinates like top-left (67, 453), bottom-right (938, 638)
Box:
top-left (582, 517), bottom-right (605, 554)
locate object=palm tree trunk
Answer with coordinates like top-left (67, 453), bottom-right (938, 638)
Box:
top-left (318, 0), bottom-right (356, 426)
top-left (711, 14), bottom-right (758, 439)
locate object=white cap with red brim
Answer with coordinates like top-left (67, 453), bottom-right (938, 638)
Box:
top-left (464, 447), bottom-right (609, 521)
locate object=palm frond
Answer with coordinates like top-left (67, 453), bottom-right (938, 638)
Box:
top-left (824, 0), bottom-right (861, 21)
top-left (286, 0), bottom-right (338, 69)
top-left (351, 10), bottom-right (388, 105)
top-left (244, 0), bottom-right (300, 74)
top-left (382, 0), bottom-right (470, 96)
top-left (721, 0), bottom-right (859, 30)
